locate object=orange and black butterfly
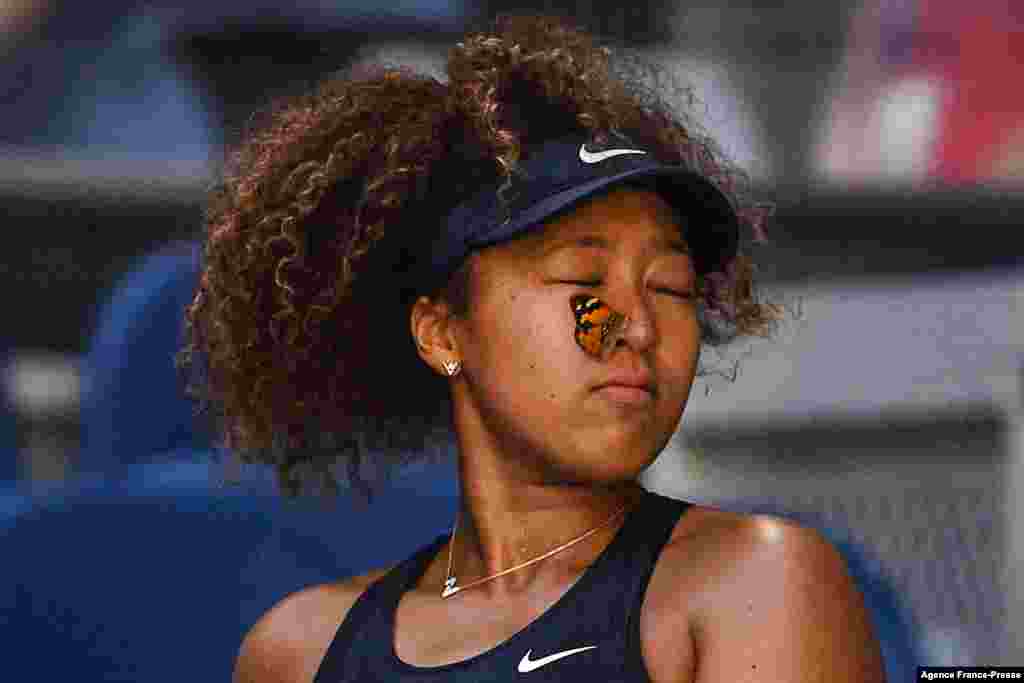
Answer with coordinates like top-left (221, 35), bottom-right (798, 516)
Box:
top-left (570, 294), bottom-right (629, 357)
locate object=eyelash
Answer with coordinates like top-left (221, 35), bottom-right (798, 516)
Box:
top-left (560, 280), bottom-right (697, 300)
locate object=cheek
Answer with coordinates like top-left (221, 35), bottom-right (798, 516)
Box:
top-left (474, 293), bottom-right (580, 404)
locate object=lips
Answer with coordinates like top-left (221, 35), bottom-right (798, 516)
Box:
top-left (595, 385), bottom-right (653, 406)
top-left (594, 371), bottom-right (656, 397)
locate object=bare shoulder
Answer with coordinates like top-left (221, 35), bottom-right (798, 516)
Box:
top-left (232, 565), bottom-right (396, 683)
top-left (666, 505), bottom-right (885, 682)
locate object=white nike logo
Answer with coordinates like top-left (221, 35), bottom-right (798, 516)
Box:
top-left (578, 144), bottom-right (646, 164)
top-left (517, 645), bottom-right (597, 673)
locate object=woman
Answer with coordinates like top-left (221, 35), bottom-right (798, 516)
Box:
top-left (179, 13), bottom-right (885, 682)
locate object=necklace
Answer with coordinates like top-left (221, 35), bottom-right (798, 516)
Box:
top-left (441, 500), bottom-right (632, 599)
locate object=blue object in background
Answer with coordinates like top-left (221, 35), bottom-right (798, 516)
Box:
top-left (0, 9), bottom-right (215, 162)
top-left (80, 240), bottom-right (212, 473)
top-left (0, 1), bottom-right (467, 159)
top-left (0, 458), bottom-right (459, 683)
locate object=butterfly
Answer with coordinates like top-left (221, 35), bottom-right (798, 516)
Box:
top-left (570, 294), bottom-right (630, 357)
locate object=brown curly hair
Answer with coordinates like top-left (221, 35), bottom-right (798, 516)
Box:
top-left (176, 13), bottom-right (791, 500)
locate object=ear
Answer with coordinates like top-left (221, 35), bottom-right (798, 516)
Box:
top-left (410, 295), bottom-right (460, 377)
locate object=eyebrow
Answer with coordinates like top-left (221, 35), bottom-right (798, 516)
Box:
top-left (545, 234), bottom-right (690, 256)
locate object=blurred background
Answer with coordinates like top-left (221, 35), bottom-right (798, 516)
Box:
top-left (0, 0), bottom-right (1020, 678)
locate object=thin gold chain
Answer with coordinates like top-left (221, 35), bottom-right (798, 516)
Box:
top-left (441, 501), bottom-right (631, 599)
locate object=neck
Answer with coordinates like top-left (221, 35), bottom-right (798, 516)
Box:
top-left (445, 478), bottom-right (646, 599)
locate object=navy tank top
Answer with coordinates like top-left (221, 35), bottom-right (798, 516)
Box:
top-left (313, 487), bottom-right (692, 682)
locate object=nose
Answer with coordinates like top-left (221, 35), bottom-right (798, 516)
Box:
top-left (613, 300), bottom-right (655, 354)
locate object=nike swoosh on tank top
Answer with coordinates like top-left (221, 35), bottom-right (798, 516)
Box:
top-left (313, 488), bottom-right (692, 682)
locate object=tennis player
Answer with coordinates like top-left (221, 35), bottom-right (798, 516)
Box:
top-left (180, 13), bottom-right (885, 682)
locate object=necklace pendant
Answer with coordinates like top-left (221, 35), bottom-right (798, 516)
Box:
top-left (442, 576), bottom-right (459, 598)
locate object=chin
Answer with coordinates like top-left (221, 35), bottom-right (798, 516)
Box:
top-left (545, 456), bottom-right (640, 487)
top-left (604, 427), bottom-right (668, 460)
top-left (590, 456), bottom-right (654, 484)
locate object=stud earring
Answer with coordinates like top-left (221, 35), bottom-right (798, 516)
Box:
top-left (442, 359), bottom-right (462, 377)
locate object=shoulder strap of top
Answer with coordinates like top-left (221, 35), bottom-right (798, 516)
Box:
top-left (312, 532), bottom-right (449, 683)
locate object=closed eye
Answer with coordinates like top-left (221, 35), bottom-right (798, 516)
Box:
top-left (655, 287), bottom-right (697, 300)
top-left (557, 280), bottom-right (695, 300)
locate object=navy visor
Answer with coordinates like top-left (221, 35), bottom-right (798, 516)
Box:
top-left (426, 132), bottom-right (740, 282)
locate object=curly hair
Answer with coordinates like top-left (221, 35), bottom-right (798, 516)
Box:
top-left (176, 13), bottom-right (793, 500)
